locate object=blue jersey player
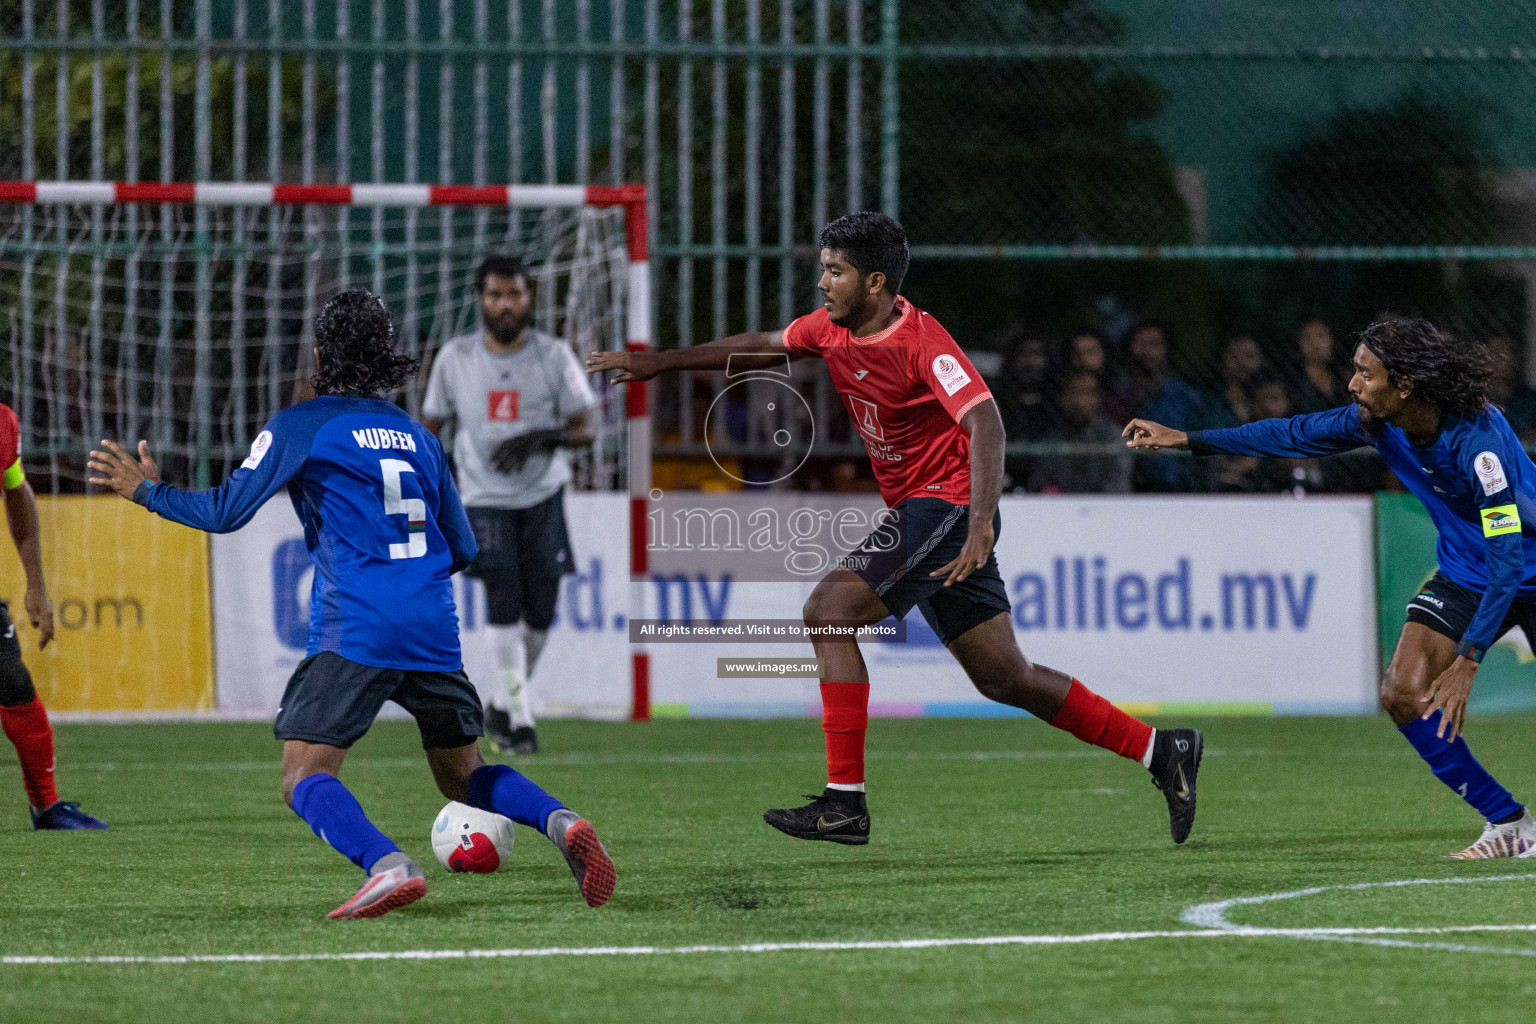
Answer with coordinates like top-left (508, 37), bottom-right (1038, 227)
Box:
top-left (1125, 316), bottom-right (1536, 859)
top-left (87, 290), bottom-right (616, 917)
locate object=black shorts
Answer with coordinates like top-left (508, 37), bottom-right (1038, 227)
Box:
top-left (465, 491), bottom-right (574, 628)
top-left (273, 651), bottom-right (484, 750)
top-left (1406, 571), bottom-right (1536, 648)
top-left (846, 497), bottom-right (1011, 646)
top-left (0, 600), bottom-right (35, 707)
top-left (0, 600), bottom-right (21, 663)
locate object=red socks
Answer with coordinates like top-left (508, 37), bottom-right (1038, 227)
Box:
top-left (820, 682), bottom-right (870, 786)
top-left (0, 697), bottom-right (58, 809)
top-left (1049, 680), bottom-right (1153, 763)
top-left (817, 679), bottom-right (1145, 787)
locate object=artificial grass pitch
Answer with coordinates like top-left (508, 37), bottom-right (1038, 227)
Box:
top-left (4, 715), bottom-right (1536, 1023)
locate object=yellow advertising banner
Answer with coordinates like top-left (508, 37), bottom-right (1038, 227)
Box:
top-left (0, 495), bottom-right (213, 712)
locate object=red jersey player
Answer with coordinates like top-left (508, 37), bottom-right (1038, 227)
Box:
top-left (589, 213), bottom-right (1201, 846)
top-left (0, 403), bottom-right (107, 829)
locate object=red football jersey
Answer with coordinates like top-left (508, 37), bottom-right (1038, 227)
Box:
top-left (0, 403), bottom-right (22, 489)
top-left (783, 298), bottom-right (992, 507)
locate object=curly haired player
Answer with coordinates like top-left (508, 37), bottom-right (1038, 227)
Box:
top-left (89, 290), bottom-right (614, 917)
top-left (1127, 316), bottom-right (1536, 859)
top-left (590, 212), bottom-right (1203, 848)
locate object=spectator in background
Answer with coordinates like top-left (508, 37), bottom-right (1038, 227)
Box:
top-left (1208, 332), bottom-right (1264, 427)
top-left (996, 329), bottom-right (1059, 441)
top-left (1486, 334), bottom-right (1536, 441)
top-left (1028, 371), bottom-right (1131, 494)
top-left (1290, 318), bottom-right (1349, 413)
top-left (1252, 374), bottom-right (1292, 422)
top-left (1067, 328), bottom-right (1110, 381)
top-left (1111, 319), bottom-right (1204, 491)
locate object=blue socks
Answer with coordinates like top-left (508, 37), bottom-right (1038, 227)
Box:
top-left (290, 767), bottom-right (564, 871)
top-left (467, 763), bottom-right (565, 833)
top-left (1399, 712), bottom-right (1523, 823)
top-left (290, 773), bottom-right (401, 873)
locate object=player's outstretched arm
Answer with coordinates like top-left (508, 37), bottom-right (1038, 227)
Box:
top-left (1122, 419), bottom-right (1189, 451)
top-left (585, 331), bottom-right (803, 383)
top-left (90, 427), bottom-right (302, 534)
top-left (1130, 405), bottom-right (1370, 459)
top-left (3, 480), bottom-right (53, 650)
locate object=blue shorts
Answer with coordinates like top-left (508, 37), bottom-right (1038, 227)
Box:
top-left (1407, 571), bottom-right (1536, 648)
top-left (846, 497), bottom-right (1011, 646)
top-left (274, 652), bottom-right (484, 750)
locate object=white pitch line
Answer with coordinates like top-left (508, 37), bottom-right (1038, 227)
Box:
top-left (1182, 873), bottom-right (1536, 929)
top-left (1183, 873), bottom-right (1536, 957)
top-left (11, 923), bottom-right (1536, 967)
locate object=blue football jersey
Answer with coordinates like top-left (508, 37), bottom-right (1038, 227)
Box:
top-left (135, 395), bottom-right (478, 671)
top-left (1189, 403), bottom-right (1536, 660)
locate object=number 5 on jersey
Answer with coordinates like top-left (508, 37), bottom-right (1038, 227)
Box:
top-left (380, 458), bottom-right (427, 559)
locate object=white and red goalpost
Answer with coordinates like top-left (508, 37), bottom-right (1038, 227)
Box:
top-left (0, 181), bottom-right (652, 721)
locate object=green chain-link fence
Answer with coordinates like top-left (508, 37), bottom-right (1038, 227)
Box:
top-left (3, 0), bottom-right (1535, 493)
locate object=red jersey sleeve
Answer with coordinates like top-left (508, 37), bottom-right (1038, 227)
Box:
top-left (0, 405), bottom-right (21, 489)
top-left (781, 309), bottom-right (830, 355)
top-left (913, 326), bottom-right (992, 422)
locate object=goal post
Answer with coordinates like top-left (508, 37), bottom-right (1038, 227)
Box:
top-left (0, 181), bottom-right (651, 722)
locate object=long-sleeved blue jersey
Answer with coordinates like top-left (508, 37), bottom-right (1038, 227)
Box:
top-left (134, 395), bottom-right (478, 671)
top-left (1189, 403), bottom-right (1535, 661)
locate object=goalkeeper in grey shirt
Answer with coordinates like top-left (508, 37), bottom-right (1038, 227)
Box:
top-left (423, 255), bottom-right (597, 754)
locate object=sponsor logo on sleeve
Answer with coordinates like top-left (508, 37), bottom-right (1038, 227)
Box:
top-left (1481, 504), bottom-right (1522, 537)
top-left (241, 430), bottom-right (273, 470)
top-left (1474, 450), bottom-right (1508, 495)
top-left (931, 354), bottom-right (972, 396)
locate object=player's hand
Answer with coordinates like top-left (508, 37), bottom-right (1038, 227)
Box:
top-left (930, 517), bottom-right (996, 588)
top-left (586, 349), bottom-right (661, 384)
top-left (490, 431), bottom-right (558, 474)
top-left (1122, 419), bottom-right (1189, 451)
top-left (87, 439), bottom-right (160, 499)
top-left (1421, 656), bottom-right (1479, 741)
top-left (24, 582), bottom-right (53, 651)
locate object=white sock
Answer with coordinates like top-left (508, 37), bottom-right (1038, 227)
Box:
top-left (489, 623), bottom-right (535, 730)
top-left (1140, 728), bottom-right (1157, 769)
top-left (825, 781), bottom-right (865, 793)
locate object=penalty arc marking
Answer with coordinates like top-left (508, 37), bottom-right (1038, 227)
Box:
top-left (6, 875), bottom-right (1536, 966)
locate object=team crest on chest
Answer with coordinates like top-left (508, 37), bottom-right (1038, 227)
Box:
top-left (487, 390), bottom-right (520, 421)
top-left (848, 396), bottom-right (885, 441)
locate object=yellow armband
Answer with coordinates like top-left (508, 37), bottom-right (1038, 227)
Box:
top-left (2, 458), bottom-right (23, 490)
top-left (1482, 504), bottom-right (1521, 537)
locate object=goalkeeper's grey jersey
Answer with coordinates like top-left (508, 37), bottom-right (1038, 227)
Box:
top-left (421, 329), bottom-right (597, 509)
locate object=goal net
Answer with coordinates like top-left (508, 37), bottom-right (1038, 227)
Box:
top-left (0, 186), bottom-right (645, 718)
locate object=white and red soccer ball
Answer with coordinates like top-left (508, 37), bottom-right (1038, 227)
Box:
top-left (431, 802), bottom-right (515, 873)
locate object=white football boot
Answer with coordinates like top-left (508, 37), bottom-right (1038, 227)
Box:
top-left (1448, 807), bottom-right (1536, 859)
top-left (328, 853), bottom-right (428, 919)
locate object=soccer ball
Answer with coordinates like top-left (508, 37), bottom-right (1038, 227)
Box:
top-left (431, 802), bottom-right (515, 873)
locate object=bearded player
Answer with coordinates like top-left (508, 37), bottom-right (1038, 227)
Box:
top-left (1127, 316), bottom-right (1536, 860)
top-left (589, 212), bottom-right (1203, 846)
top-left (89, 290), bottom-right (614, 917)
top-left (0, 403), bottom-right (108, 830)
